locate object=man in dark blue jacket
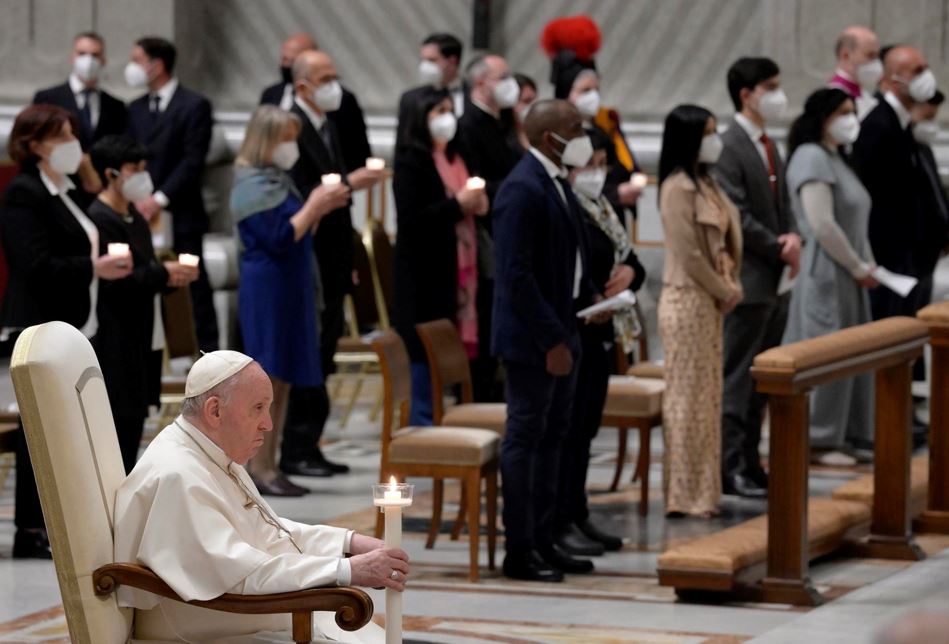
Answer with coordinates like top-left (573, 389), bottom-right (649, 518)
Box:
top-left (125, 36), bottom-right (218, 351)
top-left (492, 99), bottom-right (599, 582)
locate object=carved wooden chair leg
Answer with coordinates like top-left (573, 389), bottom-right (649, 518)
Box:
top-left (426, 478), bottom-right (444, 549)
top-left (466, 470), bottom-right (482, 582)
top-left (637, 424), bottom-right (652, 517)
top-left (610, 427), bottom-right (628, 491)
top-left (292, 611), bottom-right (312, 644)
top-left (451, 483), bottom-right (467, 540)
top-left (485, 464), bottom-right (498, 571)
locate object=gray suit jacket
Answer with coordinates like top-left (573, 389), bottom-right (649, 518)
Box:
top-left (713, 120), bottom-right (796, 303)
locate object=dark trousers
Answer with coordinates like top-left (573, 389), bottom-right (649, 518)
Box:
top-left (472, 277), bottom-right (501, 402)
top-left (14, 422), bottom-right (43, 530)
top-left (173, 232), bottom-right (219, 352)
top-left (282, 294), bottom-right (345, 464)
top-left (721, 297), bottom-right (788, 479)
top-left (556, 329), bottom-right (611, 529)
top-left (114, 415), bottom-right (146, 475)
top-left (501, 355), bottom-right (578, 555)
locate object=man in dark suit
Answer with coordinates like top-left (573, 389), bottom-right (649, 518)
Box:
top-left (493, 99), bottom-right (599, 582)
top-left (276, 49), bottom-right (384, 487)
top-left (33, 32), bottom-right (128, 205)
top-left (714, 57), bottom-right (801, 498)
top-left (456, 53), bottom-right (524, 403)
top-left (396, 32), bottom-right (465, 148)
top-left (853, 46), bottom-right (943, 323)
top-left (260, 33), bottom-right (371, 173)
top-left (124, 37), bottom-right (218, 351)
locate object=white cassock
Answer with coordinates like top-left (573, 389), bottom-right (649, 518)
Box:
top-left (113, 416), bottom-right (383, 643)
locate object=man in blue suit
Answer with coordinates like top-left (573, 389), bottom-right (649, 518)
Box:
top-left (125, 36), bottom-right (218, 351)
top-left (492, 99), bottom-right (599, 582)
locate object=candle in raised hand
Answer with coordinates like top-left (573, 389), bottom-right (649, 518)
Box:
top-left (321, 173), bottom-right (342, 186)
top-left (107, 243), bottom-right (130, 257)
top-left (178, 253), bottom-right (200, 268)
top-left (466, 176), bottom-right (486, 191)
top-left (630, 173), bottom-right (648, 190)
top-left (366, 157), bottom-right (386, 171)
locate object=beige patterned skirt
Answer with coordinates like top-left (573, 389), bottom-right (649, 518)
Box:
top-left (658, 285), bottom-right (723, 515)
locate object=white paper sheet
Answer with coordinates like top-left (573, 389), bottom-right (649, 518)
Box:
top-left (577, 289), bottom-right (637, 319)
top-left (777, 265), bottom-right (797, 295)
top-left (872, 266), bottom-right (919, 298)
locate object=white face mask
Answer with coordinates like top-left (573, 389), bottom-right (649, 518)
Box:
top-left (756, 88), bottom-right (788, 122)
top-left (856, 59), bottom-right (884, 91)
top-left (827, 113), bottom-right (861, 145)
top-left (418, 59), bottom-right (443, 87)
top-left (551, 132), bottom-right (594, 167)
top-left (574, 89), bottom-right (601, 118)
top-left (698, 133), bottom-right (724, 164)
top-left (313, 79), bottom-right (343, 112)
top-left (907, 69), bottom-right (937, 103)
top-left (124, 61), bottom-right (149, 88)
top-left (572, 167), bottom-right (607, 199)
top-left (48, 139), bottom-right (83, 175)
top-left (120, 170), bottom-right (154, 201)
top-left (73, 54), bottom-right (102, 83)
top-left (493, 76), bottom-right (520, 109)
top-left (271, 141), bottom-right (300, 170)
top-left (913, 120), bottom-right (940, 144)
top-left (428, 112), bottom-right (458, 142)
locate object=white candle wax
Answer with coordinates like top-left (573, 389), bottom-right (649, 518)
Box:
top-left (366, 157), bottom-right (385, 171)
top-left (321, 173), bottom-right (342, 186)
top-left (466, 176), bottom-right (486, 191)
top-left (107, 243), bottom-right (130, 257)
top-left (384, 503), bottom-right (401, 644)
top-left (178, 253), bottom-right (200, 267)
top-left (630, 173), bottom-right (648, 190)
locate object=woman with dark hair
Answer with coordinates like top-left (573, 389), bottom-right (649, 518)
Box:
top-left (393, 89), bottom-right (488, 424)
top-left (657, 104), bottom-right (742, 517)
top-left (0, 104), bottom-right (132, 557)
top-left (784, 88), bottom-right (877, 466)
top-left (88, 134), bottom-right (198, 474)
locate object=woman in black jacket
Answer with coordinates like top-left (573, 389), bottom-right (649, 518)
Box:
top-left (1, 104), bottom-right (131, 558)
top-left (393, 89), bottom-right (488, 425)
top-left (87, 135), bottom-right (198, 474)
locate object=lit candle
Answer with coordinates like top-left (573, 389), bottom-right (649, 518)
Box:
top-left (466, 176), bottom-right (486, 191)
top-left (366, 157), bottom-right (386, 171)
top-left (107, 243), bottom-right (130, 257)
top-left (178, 253), bottom-right (200, 267)
top-left (321, 173), bottom-right (342, 186)
top-left (372, 476), bottom-right (413, 644)
top-left (630, 173), bottom-right (648, 190)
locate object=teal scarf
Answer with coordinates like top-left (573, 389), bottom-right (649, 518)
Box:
top-left (229, 165), bottom-right (302, 223)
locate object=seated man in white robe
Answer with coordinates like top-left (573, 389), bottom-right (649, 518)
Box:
top-left (114, 350), bottom-right (407, 643)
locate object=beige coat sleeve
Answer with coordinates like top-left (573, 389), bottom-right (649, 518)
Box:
top-left (661, 181), bottom-right (737, 301)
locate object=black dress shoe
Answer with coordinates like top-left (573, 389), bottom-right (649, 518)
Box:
top-left (13, 529), bottom-right (52, 559)
top-left (538, 543), bottom-right (594, 574)
top-left (722, 473), bottom-right (768, 499)
top-left (254, 476), bottom-right (308, 497)
top-left (556, 523), bottom-right (605, 557)
top-left (313, 449), bottom-right (350, 474)
top-left (748, 468), bottom-right (769, 489)
top-left (502, 550), bottom-right (564, 582)
top-left (281, 460), bottom-right (334, 478)
top-left (577, 519), bottom-right (623, 552)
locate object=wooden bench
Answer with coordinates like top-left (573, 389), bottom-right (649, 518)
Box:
top-left (832, 455), bottom-right (929, 518)
top-left (658, 317), bottom-right (928, 606)
top-left (917, 301), bottom-right (949, 534)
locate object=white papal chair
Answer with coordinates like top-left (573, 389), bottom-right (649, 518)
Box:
top-left (10, 321), bottom-right (372, 644)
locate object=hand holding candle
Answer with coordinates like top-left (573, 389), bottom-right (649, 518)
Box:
top-left (366, 157), bottom-right (386, 171)
top-left (630, 173), bottom-right (648, 190)
top-left (321, 173), bottom-right (342, 186)
top-left (466, 176), bottom-right (486, 191)
top-left (177, 253), bottom-right (200, 268)
top-left (107, 243), bottom-right (130, 257)
top-left (372, 477), bottom-right (414, 644)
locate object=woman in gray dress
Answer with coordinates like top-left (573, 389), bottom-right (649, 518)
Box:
top-left (784, 88), bottom-right (879, 466)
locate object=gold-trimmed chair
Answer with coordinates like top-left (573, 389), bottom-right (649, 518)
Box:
top-left (11, 321), bottom-right (371, 644)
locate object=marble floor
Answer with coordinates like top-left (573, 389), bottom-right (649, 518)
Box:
top-left (1, 366), bottom-right (948, 643)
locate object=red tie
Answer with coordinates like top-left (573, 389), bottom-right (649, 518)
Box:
top-left (759, 133), bottom-right (778, 199)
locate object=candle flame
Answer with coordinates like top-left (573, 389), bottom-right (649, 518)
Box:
top-left (388, 475), bottom-right (397, 490)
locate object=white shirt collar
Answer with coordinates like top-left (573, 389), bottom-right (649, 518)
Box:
top-left (174, 415), bottom-right (233, 471)
top-left (834, 67), bottom-right (855, 82)
top-left (68, 73), bottom-right (94, 96)
top-left (39, 168), bottom-right (76, 196)
top-left (528, 147), bottom-right (566, 179)
top-left (294, 94), bottom-right (326, 130)
top-left (152, 77), bottom-right (179, 112)
top-left (734, 112), bottom-right (764, 141)
top-left (884, 91), bottom-right (912, 130)
top-left (471, 98), bottom-right (499, 120)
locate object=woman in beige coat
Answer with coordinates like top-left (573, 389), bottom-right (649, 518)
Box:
top-left (657, 105), bottom-right (743, 517)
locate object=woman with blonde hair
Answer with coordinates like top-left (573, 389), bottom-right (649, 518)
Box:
top-left (229, 105), bottom-right (350, 496)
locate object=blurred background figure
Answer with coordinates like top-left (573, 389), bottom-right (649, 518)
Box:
top-left (828, 25), bottom-right (882, 119)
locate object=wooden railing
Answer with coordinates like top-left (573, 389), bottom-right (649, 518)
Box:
top-left (917, 301), bottom-right (949, 534)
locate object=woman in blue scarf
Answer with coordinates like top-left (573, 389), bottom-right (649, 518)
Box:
top-left (230, 105), bottom-right (350, 496)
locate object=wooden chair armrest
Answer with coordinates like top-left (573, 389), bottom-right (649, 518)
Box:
top-left (93, 563), bottom-right (373, 633)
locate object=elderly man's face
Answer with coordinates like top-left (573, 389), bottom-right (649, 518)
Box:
top-left (216, 364), bottom-right (274, 464)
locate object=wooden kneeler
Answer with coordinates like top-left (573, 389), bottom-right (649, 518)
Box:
top-left (917, 301), bottom-right (949, 534)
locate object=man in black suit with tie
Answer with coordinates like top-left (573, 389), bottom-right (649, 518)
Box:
top-left (275, 49), bottom-right (384, 486)
top-left (125, 37), bottom-right (218, 351)
top-left (493, 99), bottom-right (599, 582)
top-left (260, 33), bottom-right (372, 173)
top-left (33, 32), bottom-right (128, 205)
top-left (396, 33), bottom-right (465, 148)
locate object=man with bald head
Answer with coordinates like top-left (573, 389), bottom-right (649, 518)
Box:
top-left (492, 99), bottom-right (599, 581)
top-left (829, 26), bottom-right (883, 118)
top-left (114, 351), bottom-right (402, 642)
top-left (260, 33), bottom-right (371, 173)
top-left (853, 45), bottom-right (945, 399)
